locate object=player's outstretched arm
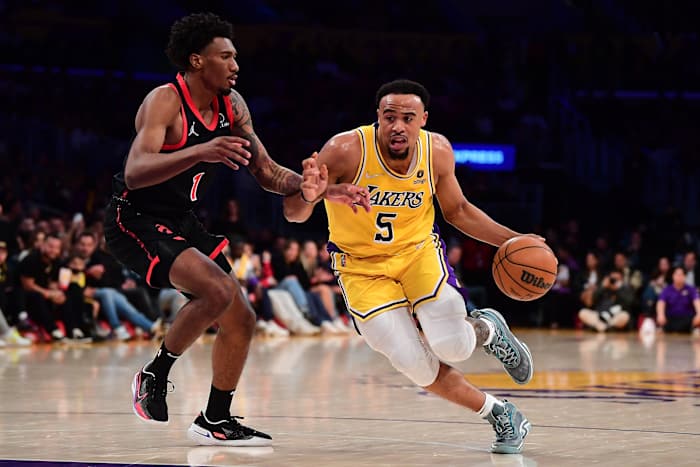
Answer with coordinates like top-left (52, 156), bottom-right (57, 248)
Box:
top-left (284, 152), bottom-right (370, 223)
top-left (124, 86), bottom-right (251, 190)
top-left (229, 90), bottom-right (304, 195)
top-left (432, 133), bottom-right (523, 247)
top-left (283, 133), bottom-right (369, 223)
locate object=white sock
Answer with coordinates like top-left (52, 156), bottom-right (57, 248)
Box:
top-left (477, 392), bottom-right (503, 418)
top-left (479, 318), bottom-right (496, 346)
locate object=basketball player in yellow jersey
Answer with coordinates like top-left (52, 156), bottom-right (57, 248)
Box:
top-left (287, 80), bottom-right (538, 454)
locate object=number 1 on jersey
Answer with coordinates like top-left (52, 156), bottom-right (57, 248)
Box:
top-left (190, 172), bottom-right (205, 201)
top-left (374, 212), bottom-right (397, 243)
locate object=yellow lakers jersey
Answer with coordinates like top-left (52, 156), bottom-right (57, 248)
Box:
top-left (325, 123), bottom-right (436, 257)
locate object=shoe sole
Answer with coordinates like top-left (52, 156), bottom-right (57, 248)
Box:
top-left (478, 308), bottom-right (534, 385)
top-left (131, 371), bottom-right (169, 425)
top-left (187, 423), bottom-right (273, 447)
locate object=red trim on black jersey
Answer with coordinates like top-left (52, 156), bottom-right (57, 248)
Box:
top-left (116, 205), bottom-right (153, 262)
top-left (209, 237), bottom-right (229, 260)
top-left (224, 94), bottom-right (235, 129)
top-left (145, 256), bottom-right (161, 287)
top-left (162, 83), bottom-right (188, 151)
top-left (116, 204), bottom-right (160, 287)
top-left (176, 73), bottom-right (219, 131)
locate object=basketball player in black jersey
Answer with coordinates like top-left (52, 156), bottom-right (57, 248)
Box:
top-left (105, 13), bottom-right (370, 446)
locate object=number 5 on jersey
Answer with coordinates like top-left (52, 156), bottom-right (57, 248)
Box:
top-left (374, 212), bottom-right (397, 243)
top-left (190, 172), bottom-right (205, 201)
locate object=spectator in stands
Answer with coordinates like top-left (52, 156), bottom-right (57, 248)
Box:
top-left (259, 247), bottom-right (317, 336)
top-left (683, 251), bottom-right (698, 287)
top-left (317, 241), bottom-right (347, 309)
top-left (0, 241), bottom-right (12, 321)
top-left (58, 253), bottom-right (98, 342)
top-left (271, 239), bottom-right (342, 334)
top-left (578, 270), bottom-right (633, 332)
top-left (0, 241), bottom-right (31, 346)
top-left (228, 240), bottom-right (262, 304)
top-left (576, 251), bottom-right (602, 310)
top-left (300, 239), bottom-right (349, 332)
top-left (641, 256), bottom-right (671, 318)
top-left (226, 242), bottom-right (288, 338)
top-left (656, 266), bottom-right (700, 334)
top-left (18, 234), bottom-right (66, 340)
top-left (611, 251), bottom-right (644, 320)
top-left (259, 249), bottom-right (277, 290)
top-left (0, 203), bottom-right (12, 249)
top-left (612, 251), bottom-right (644, 293)
top-left (74, 231), bottom-right (162, 340)
top-left (17, 227), bottom-right (46, 262)
top-left (63, 213), bottom-right (86, 254)
top-left (1, 233), bottom-right (31, 331)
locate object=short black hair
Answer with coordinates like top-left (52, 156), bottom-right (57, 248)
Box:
top-left (375, 79), bottom-right (430, 110)
top-left (45, 233), bottom-right (62, 243)
top-left (66, 253), bottom-right (85, 264)
top-left (166, 12), bottom-right (234, 71)
top-left (78, 231), bottom-right (96, 241)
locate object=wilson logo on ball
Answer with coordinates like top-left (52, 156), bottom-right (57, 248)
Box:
top-left (520, 270), bottom-right (552, 290)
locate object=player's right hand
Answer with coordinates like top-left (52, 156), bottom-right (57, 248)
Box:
top-left (198, 136), bottom-right (251, 170)
top-left (300, 152), bottom-right (326, 202)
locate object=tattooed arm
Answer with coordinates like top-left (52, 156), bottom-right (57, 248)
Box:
top-left (229, 90), bottom-right (302, 195)
top-left (229, 90), bottom-right (370, 220)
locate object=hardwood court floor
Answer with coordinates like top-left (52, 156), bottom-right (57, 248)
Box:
top-left (1, 329), bottom-right (699, 466)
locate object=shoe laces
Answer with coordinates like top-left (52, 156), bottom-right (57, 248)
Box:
top-left (487, 333), bottom-right (520, 367)
top-left (493, 408), bottom-right (515, 441)
top-left (152, 378), bottom-right (175, 399)
top-left (226, 415), bottom-right (264, 436)
top-left (227, 415), bottom-right (247, 426)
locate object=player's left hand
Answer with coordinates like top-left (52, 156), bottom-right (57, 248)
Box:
top-left (692, 314), bottom-right (700, 328)
top-left (520, 233), bottom-right (547, 243)
top-left (325, 183), bottom-right (371, 213)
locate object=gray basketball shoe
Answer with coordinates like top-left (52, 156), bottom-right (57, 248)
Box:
top-left (471, 308), bottom-right (533, 385)
top-left (485, 400), bottom-right (531, 454)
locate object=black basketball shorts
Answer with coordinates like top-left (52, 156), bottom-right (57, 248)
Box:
top-left (104, 198), bottom-right (231, 289)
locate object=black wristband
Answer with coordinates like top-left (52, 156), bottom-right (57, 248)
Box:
top-left (300, 191), bottom-right (314, 204)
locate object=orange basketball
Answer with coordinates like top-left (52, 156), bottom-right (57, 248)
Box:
top-left (492, 236), bottom-right (558, 301)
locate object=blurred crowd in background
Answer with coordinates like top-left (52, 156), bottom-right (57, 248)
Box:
top-left (1, 1), bottom-right (699, 346)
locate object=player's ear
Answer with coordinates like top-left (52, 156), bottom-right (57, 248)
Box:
top-left (421, 111), bottom-right (428, 127)
top-left (189, 53), bottom-right (203, 70)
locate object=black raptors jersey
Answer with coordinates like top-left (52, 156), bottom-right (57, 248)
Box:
top-left (112, 73), bottom-right (235, 216)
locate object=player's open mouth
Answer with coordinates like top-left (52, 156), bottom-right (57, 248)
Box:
top-left (390, 136), bottom-right (407, 151)
top-left (228, 76), bottom-right (237, 86)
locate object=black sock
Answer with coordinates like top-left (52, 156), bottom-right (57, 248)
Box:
top-left (144, 342), bottom-right (180, 380)
top-left (205, 385), bottom-right (235, 421)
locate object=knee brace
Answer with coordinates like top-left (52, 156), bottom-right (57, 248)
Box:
top-left (358, 308), bottom-right (440, 387)
top-left (416, 285), bottom-right (476, 363)
top-left (384, 338), bottom-right (440, 387)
